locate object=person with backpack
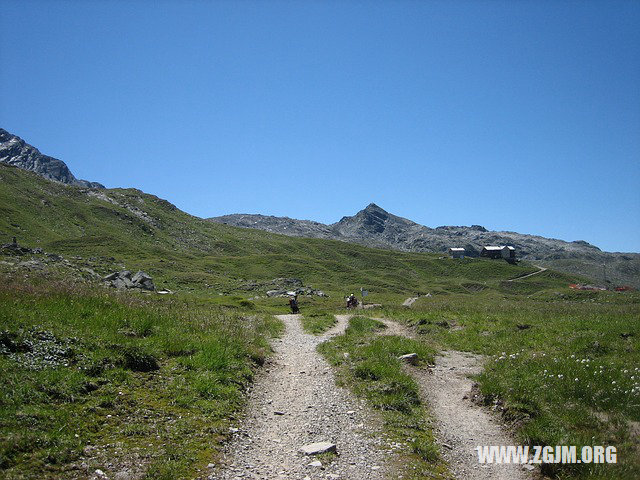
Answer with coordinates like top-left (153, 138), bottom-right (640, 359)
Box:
top-left (289, 294), bottom-right (299, 314)
top-left (346, 293), bottom-right (358, 309)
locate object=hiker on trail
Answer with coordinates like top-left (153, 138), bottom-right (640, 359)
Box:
top-left (289, 294), bottom-right (299, 314)
top-left (346, 293), bottom-right (358, 309)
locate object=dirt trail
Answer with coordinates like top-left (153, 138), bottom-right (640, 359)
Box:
top-left (215, 314), bottom-right (389, 480)
top-left (508, 265), bottom-right (547, 282)
top-left (376, 318), bottom-right (536, 480)
top-left (412, 352), bottom-right (536, 480)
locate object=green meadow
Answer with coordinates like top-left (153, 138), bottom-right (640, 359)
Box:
top-left (0, 281), bottom-right (282, 479)
top-left (1, 164), bottom-right (638, 478)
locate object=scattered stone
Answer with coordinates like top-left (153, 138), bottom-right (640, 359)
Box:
top-left (114, 470), bottom-right (133, 480)
top-left (398, 353), bottom-right (419, 365)
top-left (273, 411), bottom-right (285, 416)
top-left (103, 272), bottom-right (119, 281)
top-left (103, 270), bottom-right (155, 291)
top-left (0, 327), bottom-right (80, 370)
top-left (0, 238), bottom-right (32, 255)
top-left (308, 460), bottom-right (322, 467)
top-left (131, 271), bottom-right (154, 290)
top-left (261, 278), bottom-right (328, 297)
top-left (17, 259), bottom-right (44, 270)
top-left (299, 441), bottom-right (337, 455)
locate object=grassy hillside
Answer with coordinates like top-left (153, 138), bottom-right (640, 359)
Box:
top-left (0, 163), bottom-right (579, 297)
top-left (1, 164), bottom-right (638, 479)
top-left (0, 280), bottom-right (282, 479)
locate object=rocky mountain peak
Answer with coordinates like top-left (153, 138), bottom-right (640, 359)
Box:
top-left (0, 128), bottom-right (104, 189)
top-left (332, 203), bottom-right (421, 239)
top-left (356, 204), bottom-right (391, 233)
top-left (363, 202), bottom-right (386, 213)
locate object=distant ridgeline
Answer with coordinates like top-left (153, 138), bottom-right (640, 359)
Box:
top-left (210, 204), bottom-right (640, 289)
top-left (0, 127), bottom-right (637, 289)
top-left (0, 128), bottom-right (104, 189)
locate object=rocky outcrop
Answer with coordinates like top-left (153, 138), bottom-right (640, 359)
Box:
top-left (0, 128), bottom-right (104, 188)
top-left (213, 214), bottom-right (336, 239)
top-left (104, 271), bottom-right (155, 291)
top-left (1, 238), bottom-right (41, 256)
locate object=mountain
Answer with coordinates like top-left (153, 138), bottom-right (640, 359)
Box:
top-left (1, 128), bottom-right (635, 288)
top-left (0, 128), bottom-right (104, 189)
top-left (1, 163), bottom-right (570, 296)
top-left (209, 203), bottom-right (640, 288)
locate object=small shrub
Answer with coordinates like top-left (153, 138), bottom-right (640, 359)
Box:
top-left (117, 345), bottom-right (159, 372)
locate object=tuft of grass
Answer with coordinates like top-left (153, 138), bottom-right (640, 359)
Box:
top-left (318, 315), bottom-right (452, 480)
top-left (300, 313), bottom-right (337, 335)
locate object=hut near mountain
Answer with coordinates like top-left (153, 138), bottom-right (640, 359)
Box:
top-left (481, 245), bottom-right (516, 261)
top-left (448, 247), bottom-right (466, 259)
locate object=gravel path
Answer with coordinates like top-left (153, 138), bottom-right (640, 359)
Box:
top-left (376, 317), bottom-right (537, 480)
top-left (411, 352), bottom-right (537, 480)
top-left (214, 314), bottom-right (390, 480)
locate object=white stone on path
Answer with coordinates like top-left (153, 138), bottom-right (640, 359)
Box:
top-left (299, 441), bottom-right (337, 455)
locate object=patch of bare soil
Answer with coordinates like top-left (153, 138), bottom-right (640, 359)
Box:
top-left (376, 318), bottom-right (413, 338)
top-left (214, 314), bottom-right (390, 480)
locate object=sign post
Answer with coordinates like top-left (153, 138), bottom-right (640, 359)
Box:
top-left (360, 287), bottom-right (368, 308)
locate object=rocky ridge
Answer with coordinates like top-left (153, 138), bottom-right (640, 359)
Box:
top-left (0, 128), bottom-right (104, 189)
top-left (210, 203), bottom-right (640, 288)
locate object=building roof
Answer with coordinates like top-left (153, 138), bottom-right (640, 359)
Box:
top-left (483, 245), bottom-right (515, 251)
top-left (449, 247), bottom-right (466, 252)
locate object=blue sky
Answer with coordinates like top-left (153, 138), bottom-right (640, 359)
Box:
top-left (1, 1), bottom-right (639, 252)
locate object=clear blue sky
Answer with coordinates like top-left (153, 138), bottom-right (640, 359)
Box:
top-left (1, 1), bottom-right (639, 252)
